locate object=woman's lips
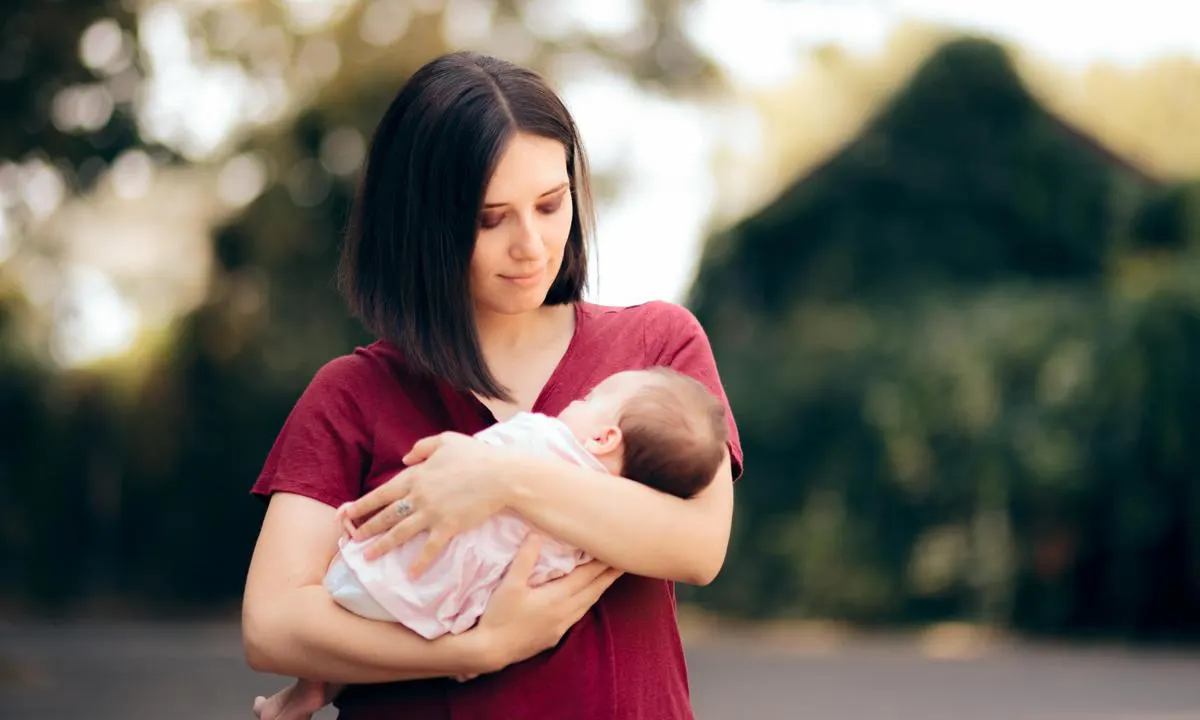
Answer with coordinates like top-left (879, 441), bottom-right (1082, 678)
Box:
top-left (500, 270), bottom-right (542, 286)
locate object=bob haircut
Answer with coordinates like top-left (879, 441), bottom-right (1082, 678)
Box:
top-left (338, 52), bottom-right (595, 400)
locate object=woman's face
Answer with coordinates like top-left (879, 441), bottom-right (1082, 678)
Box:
top-left (470, 132), bottom-right (574, 318)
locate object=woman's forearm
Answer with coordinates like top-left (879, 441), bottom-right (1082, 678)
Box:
top-left (243, 584), bottom-right (496, 683)
top-left (503, 453), bottom-right (734, 585)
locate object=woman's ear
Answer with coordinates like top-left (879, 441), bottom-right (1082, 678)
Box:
top-left (584, 425), bottom-right (622, 456)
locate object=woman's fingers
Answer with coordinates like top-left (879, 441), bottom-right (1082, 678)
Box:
top-left (479, 535), bottom-right (541, 628)
top-left (471, 538), bottom-right (615, 667)
top-left (496, 534), bottom-right (542, 591)
top-left (561, 567), bottom-right (621, 628)
top-left (547, 559), bottom-right (611, 594)
top-left (570, 565), bottom-right (621, 604)
top-left (362, 511), bottom-right (428, 560)
top-left (401, 432), bottom-right (452, 465)
top-left (333, 504), bottom-right (358, 536)
top-left (351, 496), bottom-right (412, 541)
top-left (342, 469), bottom-right (414, 522)
top-left (525, 559), bottom-right (621, 631)
top-left (588, 568), bottom-right (622, 598)
top-left (510, 533), bottom-right (543, 577)
top-left (408, 526), bottom-right (455, 578)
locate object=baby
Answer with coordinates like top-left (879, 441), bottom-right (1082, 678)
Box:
top-left (253, 366), bottom-right (728, 720)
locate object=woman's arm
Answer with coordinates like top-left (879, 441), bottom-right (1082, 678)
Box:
top-left (507, 303), bottom-right (737, 583)
top-left (243, 491), bottom-right (620, 683)
top-left (502, 451), bottom-right (734, 586)
top-left (346, 438), bottom-right (734, 587)
top-left (342, 305), bottom-right (741, 586)
top-left (242, 493), bottom-right (497, 683)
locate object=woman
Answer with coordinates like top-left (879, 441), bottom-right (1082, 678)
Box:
top-left (242, 51), bottom-right (742, 719)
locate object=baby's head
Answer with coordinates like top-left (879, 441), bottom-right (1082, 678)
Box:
top-left (556, 367), bottom-right (728, 499)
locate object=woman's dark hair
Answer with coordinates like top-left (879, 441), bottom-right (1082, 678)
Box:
top-left (338, 52), bottom-right (594, 400)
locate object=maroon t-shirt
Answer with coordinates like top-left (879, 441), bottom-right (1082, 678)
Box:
top-left (252, 300), bottom-right (743, 720)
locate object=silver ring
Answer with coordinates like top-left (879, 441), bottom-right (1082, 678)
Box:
top-left (394, 499), bottom-right (413, 517)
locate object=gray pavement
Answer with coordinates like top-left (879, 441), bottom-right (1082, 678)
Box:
top-left (2, 621), bottom-right (1200, 719)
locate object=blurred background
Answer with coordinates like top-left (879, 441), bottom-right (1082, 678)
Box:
top-left (2, 0), bottom-right (1200, 718)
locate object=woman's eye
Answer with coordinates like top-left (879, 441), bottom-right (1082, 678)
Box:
top-left (479, 212), bottom-right (503, 229)
top-left (538, 197), bottom-right (564, 215)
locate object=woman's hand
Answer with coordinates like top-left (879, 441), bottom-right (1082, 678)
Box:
top-left (472, 534), bottom-right (622, 672)
top-left (338, 432), bottom-right (523, 572)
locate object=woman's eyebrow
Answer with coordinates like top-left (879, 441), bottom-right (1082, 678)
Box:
top-left (482, 182), bottom-right (569, 209)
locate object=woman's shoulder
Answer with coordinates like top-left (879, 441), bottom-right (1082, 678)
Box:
top-left (577, 300), bottom-right (706, 358)
top-left (303, 340), bottom-right (413, 400)
top-left (308, 341), bottom-right (378, 382)
top-left (578, 299), bottom-right (699, 332)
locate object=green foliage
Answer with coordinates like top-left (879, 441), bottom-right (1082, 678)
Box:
top-left (1, 0), bottom-right (149, 177)
top-left (0, 0), bottom-right (726, 611)
top-left (1131, 181), bottom-right (1200, 251)
top-left (686, 39), bottom-right (1200, 639)
top-left (691, 39), bottom-right (1147, 321)
top-left (2, 5), bottom-right (1198, 644)
top-left (688, 279), bottom-right (1199, 635)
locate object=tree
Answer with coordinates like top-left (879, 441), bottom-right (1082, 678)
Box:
top-left (686, 38), bottom-right (1200, 639)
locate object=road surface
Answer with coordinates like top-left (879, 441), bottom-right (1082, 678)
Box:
top-left (2, 621), bottom-right (1200, 719)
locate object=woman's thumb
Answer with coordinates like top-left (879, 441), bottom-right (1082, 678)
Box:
top-left (509, 532), bottom-right (543, 580)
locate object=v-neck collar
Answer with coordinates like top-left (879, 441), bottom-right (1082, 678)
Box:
top-left (446, 302), bottom-right (587, 428)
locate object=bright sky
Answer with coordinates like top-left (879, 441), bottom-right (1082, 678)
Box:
top-left (688, 0), bottom-right (1200, 87)
top-left (46, 0), bottom-right (1200, 365)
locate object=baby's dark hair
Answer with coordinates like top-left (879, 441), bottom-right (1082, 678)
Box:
top-left (617, 367), bottom-right (729, 499)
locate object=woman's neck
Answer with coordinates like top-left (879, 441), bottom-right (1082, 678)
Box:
top-left (475, 303), bottom-right (574, 357)
top-left (472, 303), bottom-right (578, 414)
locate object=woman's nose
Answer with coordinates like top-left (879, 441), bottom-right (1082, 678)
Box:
top-left (509, 214), bottom-right (544, 260)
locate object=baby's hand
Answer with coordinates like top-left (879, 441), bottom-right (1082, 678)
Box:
top-left (334, 503), bottom-right (358, 537)
top-left (253, 679), bottom-right (333, 720)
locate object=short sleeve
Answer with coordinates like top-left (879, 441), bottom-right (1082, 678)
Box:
top-left (645, 302), bottom-right (744, 481)
top-left (251, 355), bottom-right (376, 507)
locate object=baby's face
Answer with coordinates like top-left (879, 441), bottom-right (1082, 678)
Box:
top-left (558, 371), bottom-right (645, 434)
top-left (556, 371), bottom-right (648, 466)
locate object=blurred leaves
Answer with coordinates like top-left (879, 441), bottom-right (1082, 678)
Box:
top-left (0, 0), bottom-right (144, 167)
top-left (1, 3), bottom-right (1199, 643)
top-left (687, 39), bottom-right (1200, 639)
top-left (0, 0), bottom-right (732, 613)
top-left (692, 38), bottom-right (1149, 322)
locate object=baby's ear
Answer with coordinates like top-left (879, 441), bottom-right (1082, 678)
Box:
top-left (585, 425), bottom-right (622, 456)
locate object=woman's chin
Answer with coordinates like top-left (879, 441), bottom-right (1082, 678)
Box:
top-left (478, 290), bottom-right (552, 317)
